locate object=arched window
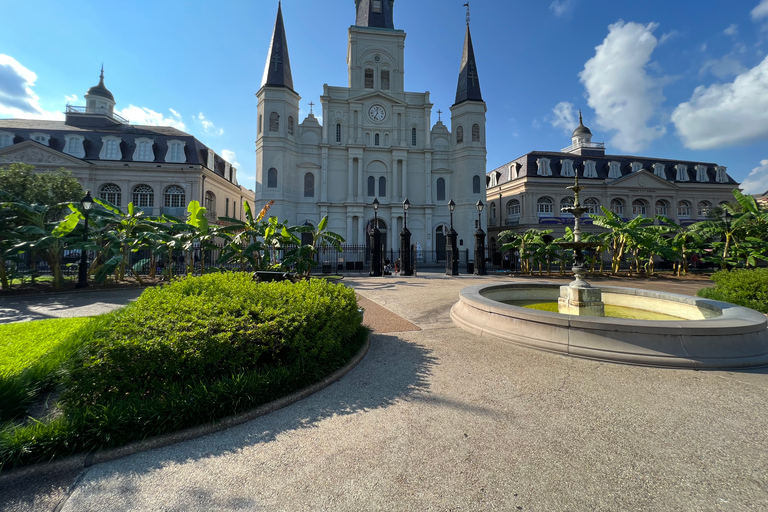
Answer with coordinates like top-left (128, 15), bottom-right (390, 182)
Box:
top-left (164, 185), bottom-right (185, 208)
top-left (412, 127), bottom-right (417, 146)
top-left (381, 69), bottom-right (390, 90)
top-left (632, 199), bottom-right (648, 217)
top-left (677, 201), bottom-right (691, 219)
top-left (374, 133), bottom-right (380, 146)
top-left (507, 199), bottom-right (520, 217)
top-left (367, 176), bottom-right (376, 197)
top-left (456, 126), bottom-right (464, 144)
top-left (472, 123), bottom-right (480, 142)
top-left (304, 173), bottom-right (315, 198)
top-left (655, 200), bottom-right (669, 216)
top-left (336, 123), bottom-right (342, 143)
top-left (379, 176), bottom-right (387, 197)
top-left (436, 177), bottom-right (446, 202)
top-left (269, 112), bottom-right (279, 132)
top-left (267, 168), bottom-right (278, 188)
top-left (585, 198), bottom-right (600, 215)
top-left (490, 202), bottom-right (497, 220)
top-left (132, 185), bottom-right (154, 208)
top-left (205, 190), bottom-right (215, 212)
top-left (610, 199), bottom-right (625, 216)
top-left (472, 175), bottom-right (481, 194)
top-left (697, 201), bottom-right (711, 217)
top-left (301, 224), bottom-right (314, 246)
top-left (561, 197), bottom-right (575, 216)
top-left (537, 197), bottom-right (554, 216)
top-left (99, 183), bottom-right (121, 207)
top-left (365, 68), bottom-right (374, 88)
top-left (287, 116), bottom-right (294, 135)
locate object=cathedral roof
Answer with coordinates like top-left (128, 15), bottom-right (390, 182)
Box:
top-left (86, 67), bottom-right (115, 102)
top-left (454, 24), bottom-right (483, 106)
top-left (261, 2), bottom-right (294, 91)
top-left (355, 0), bottom-right (395, 30)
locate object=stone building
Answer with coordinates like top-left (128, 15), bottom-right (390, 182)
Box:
top-left (485, 113), bottom-right (739, 249)
top-left (254, 1), bottom-right (488, 262)
top-left (0, 70), bottom-right (253, 222)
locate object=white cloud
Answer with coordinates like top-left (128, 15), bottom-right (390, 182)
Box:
top-left (221, 149), bottom-right (241, 170)
top-left (579, 21), bottom-right (666, 153)
top-left (117, 105), bottom-right (187, 131)
top-left (724, 24), bottom-right (739, 36)
top-left (672, 55), bottom-right (768, 149)
top-left (195, 112), bottom-right (224, 136)
top-left (547, 101), bottom-right (579, 134)
top-left (700, 43), bottom-right (708, 52)
top-left (752, 0), bottom-right (768, 20)
top-left (659, 30), bottom-right (679, 44)
top-left (0, 54), bottom-right (64, 120)
top-left (700, 54), bottom-right (748, 78)
top-left (64, 94), bottom-right (78, 104)
top-left (169, 108), bottom-right (182, 119)
top-left (549, 0), bottom-right (574, 18)
top-left (740, 159), bottom-right (768, 194)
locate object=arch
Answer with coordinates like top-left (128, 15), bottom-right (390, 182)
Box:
top-left (287, 116), bottom-right (295, 135)
top-left (456, 126), bottom-right (464, 144)
top-left (367, 176), bottom-right (376, 197)
top-left (379, 176), bottom-right (387, 197)
top-left (561, 196), bottom-right (575, 216)
top-left (584, 197), bottom-right (600, 215)
top-left (697, 200), bottom-right (712, 217)
top-left (335, 123), bottom-right (342, 143)
top-left (132, 184), bottom-right (154, 207)
top-left (374, 133), bottom-right (380, 146)
top-left (99, 183), bottom-right (121, 207)
top-left (434, 224), bottom-right (448, 262)
top-left (163, 185), bottom-right (185, 208)
top-left (267, 168), bottom-right (278, 188)
top-left (269, 112), bottom-right (279, 132)
top-left (304, 172), bottom-right (315, 198)
top-left (610, 198), bottom-right (625, 216)
top-left (411, 127), bottom-right (417, 146)
top-left (380, 68), bottom-right (390, 90)
top-left (300, 221), bottom-right (315, 246)
top-left (537, 196), bottom-right (554, 216)
top-left (507, 199), bottom-right (520, 217)
top-left (655, 200), bottom-right (669, 216)
top-left (364, 68), bottom-right (374, 88)
top-left (632, 199), bottom-right (649, 217)
top-left (204, 190), bottom-right (216, 212)
top-left (677, 200), bottom-right (692, 219)
top-left (436, 177), bottom-right (446, 202)
top-left (472, 123), bottom-right (480, 142)
top-left (472, 175), bottom-right (481, 194)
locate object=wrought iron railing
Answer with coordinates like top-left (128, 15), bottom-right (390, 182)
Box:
top-left (66, 105), bottom-right (129, 125)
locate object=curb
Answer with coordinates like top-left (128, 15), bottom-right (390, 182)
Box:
top-left (0, 337), bottom-right (370, 483)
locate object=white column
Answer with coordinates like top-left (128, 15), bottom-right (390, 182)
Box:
top-left (402, 158), bottom-right (408, 200)
top-left (346, 213), bottom-right (353, 242)
top-left (347, 155), bottom-right (355, 202)
top-left (321, 148), bottom-right (329, 202)
top-left (392, 157), bottom-right (399, 201)
top-left (321, 100), bottom-right (329, 144)
top-left (357, 158), bottom-right (364, 199)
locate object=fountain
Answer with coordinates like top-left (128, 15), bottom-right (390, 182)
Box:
top-left (450, 179), bottom-right (768, 369)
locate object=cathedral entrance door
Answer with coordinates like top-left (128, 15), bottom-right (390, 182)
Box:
top-left (435, 226), bottom-right (447, 262)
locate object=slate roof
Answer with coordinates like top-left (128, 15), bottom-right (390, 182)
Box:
top-left (454, 24), bottom-right (483, 106)
top-left (355, 0), bottom-right (395, 29)
top-left (0, 119), bottom-right (233, 179)
top-left (488, 151), bottom-right (737, 186)
top-left (261, 2), bottom-right (294, 91)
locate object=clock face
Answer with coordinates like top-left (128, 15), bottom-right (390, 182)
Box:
top-left (369, 105), bottom-right (386, 122)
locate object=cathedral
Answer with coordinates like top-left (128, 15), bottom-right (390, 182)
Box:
top-left (254, 1), bottom-right (488, 262)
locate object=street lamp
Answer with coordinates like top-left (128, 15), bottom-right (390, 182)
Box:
top-left (446, 199), bottom-right (459, 276)
top-left (370, 198), bottom-right (382, 276)
top-left (474, 200), bottom-right (486, 275)
top-left (76, 190), bottom-right (94, 289)
top-left (400, 198), bottom-right (412, 276)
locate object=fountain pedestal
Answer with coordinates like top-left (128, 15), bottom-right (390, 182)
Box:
top-left (558, 284), bottom-right (605, 316)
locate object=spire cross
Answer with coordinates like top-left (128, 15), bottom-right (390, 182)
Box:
top-left (464, 2), bottom-right (470, 25)
top-left (468, 68), bottom-right (478, 87)
top-left (309, 102), bottom-right (315, 114)
top-left (437, 109), bottom-right (442, 121)
top-left (273, 50), bottom-right (282, 72)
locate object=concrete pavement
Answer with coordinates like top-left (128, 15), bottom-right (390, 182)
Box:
top-left (3, 271), bottom-right (768, 511)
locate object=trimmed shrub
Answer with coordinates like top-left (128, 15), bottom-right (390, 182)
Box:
top-left (697, 268), bottom-right (768, 313)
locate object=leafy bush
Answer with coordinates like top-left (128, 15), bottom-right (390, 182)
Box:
top-left (697, 268), bottom-right (768, 313)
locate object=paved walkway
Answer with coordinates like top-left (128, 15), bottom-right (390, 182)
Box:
top-left (3, 272), bottom-right (768, 511)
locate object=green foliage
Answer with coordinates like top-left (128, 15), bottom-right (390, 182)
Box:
top-left (697, 268), bottom-right (768, 313)
top-left (0, 164), bottom-right (84, 208)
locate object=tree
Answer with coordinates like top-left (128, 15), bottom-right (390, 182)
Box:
top-left (591, 208), bottom-right (652, 275)
top-left (0, 164), bottom-right (84, 209)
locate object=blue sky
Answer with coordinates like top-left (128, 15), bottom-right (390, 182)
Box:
top-left (2, 0), bottom-right (768, 195)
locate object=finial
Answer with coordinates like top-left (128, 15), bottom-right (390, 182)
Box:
top-left (437, 109), bottom-right (442, 122)
top-left (464, 2), bottom-right (470, 25)
top-left (100, 64), bottom-right (104, 82)
top-left (578, 109), bottom-right (583, 126)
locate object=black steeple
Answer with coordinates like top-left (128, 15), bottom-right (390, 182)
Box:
top-left (453, 23), bottom-right (483, 106)
top-left (262, 2), bottom-right (294, 90)
top-left (355, 0), bottom-right (395, 30)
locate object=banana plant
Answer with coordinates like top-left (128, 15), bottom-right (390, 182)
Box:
top-left (283, 215), bottom-right (346, 277)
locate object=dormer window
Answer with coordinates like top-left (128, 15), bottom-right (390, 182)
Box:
top-left (207, 149), bottom-right (215, 170)
top-left (560, 159), bottom-right (575, 177)
top-left (99, 136), bottom-right (122, 160)
top-left (225, 163), bottom-right (231, 181)
top-left (372, 0), bottom-right (382, 13)
top-left (631, 162), bottom-right (643, 173)
top-left (536, 158), bottom-right (552, 176)
top-left (608, 161), bottom-right (622, 179)
top-left (715, 166), bottom-right (728, 183)
top-left (695, 165), bottom-right (709, 182)
top-left (133, 138), bottom-right (155, 162)
top-left (675, 164), bottom-right (689, 182)
top-left (165, 140), bottom-right (186, 163)
top-left (0, 132), bottom-right (14, 148)
top-left (64, 135), bottom-right (85, 158)
top-left (30, 133), bottom-right (50, 146)
top-left (653, 163), bottom-right (666, 178)
top-left (583, 160), bottom-right (597, 178)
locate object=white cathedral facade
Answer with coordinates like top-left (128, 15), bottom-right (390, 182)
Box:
top-left (254, 1), bottom-right (488, 262)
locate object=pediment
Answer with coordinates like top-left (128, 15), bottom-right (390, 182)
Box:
top-left (298, 162), bottom-right (321, 169)
top-left (608, 169), bottom-right (677, 190)
top-left (348, 90), bottom-right (408, 107)
top-left (432, 167), bottom-right (452, 174)
top-left (0, 140), bottom-right (91, 167)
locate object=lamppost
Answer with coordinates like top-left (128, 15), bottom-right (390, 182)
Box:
top-left (76, 190), bottom-right (94, 289)
top-left (400, 198), bottom-right (412, 276)
top-left (446, 199), bottom-right (459, 276)
top-left (474, 200), bottom-right (486, 275)
top-left (370, 197), bottom-right (382, 276)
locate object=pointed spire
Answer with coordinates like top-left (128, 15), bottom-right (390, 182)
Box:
top-left (579, 109), bottom-right (583, 126)
top-left (453, 22), bottom-right (483, 105)
top-left (355, 0), bottom-right (395, 30)
top-left (87, 64), bottom-right (114, 101)
top-left (261, 1), bottom-right (294, 90)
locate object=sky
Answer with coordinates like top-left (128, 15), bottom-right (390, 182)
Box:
top-left (2, 0), bottom-right (768, 196)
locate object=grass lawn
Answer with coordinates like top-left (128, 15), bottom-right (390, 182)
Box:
top-left (0, 318), bottom-right (92, 376)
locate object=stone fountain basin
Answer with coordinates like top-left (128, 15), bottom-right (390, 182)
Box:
top-left (451, 282), bottom-right (768, 369)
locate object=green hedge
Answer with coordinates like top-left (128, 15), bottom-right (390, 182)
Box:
top-left (697, 268), bottom-right (768, 313)
top-left (1, 273), bottom-right (366, 470)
